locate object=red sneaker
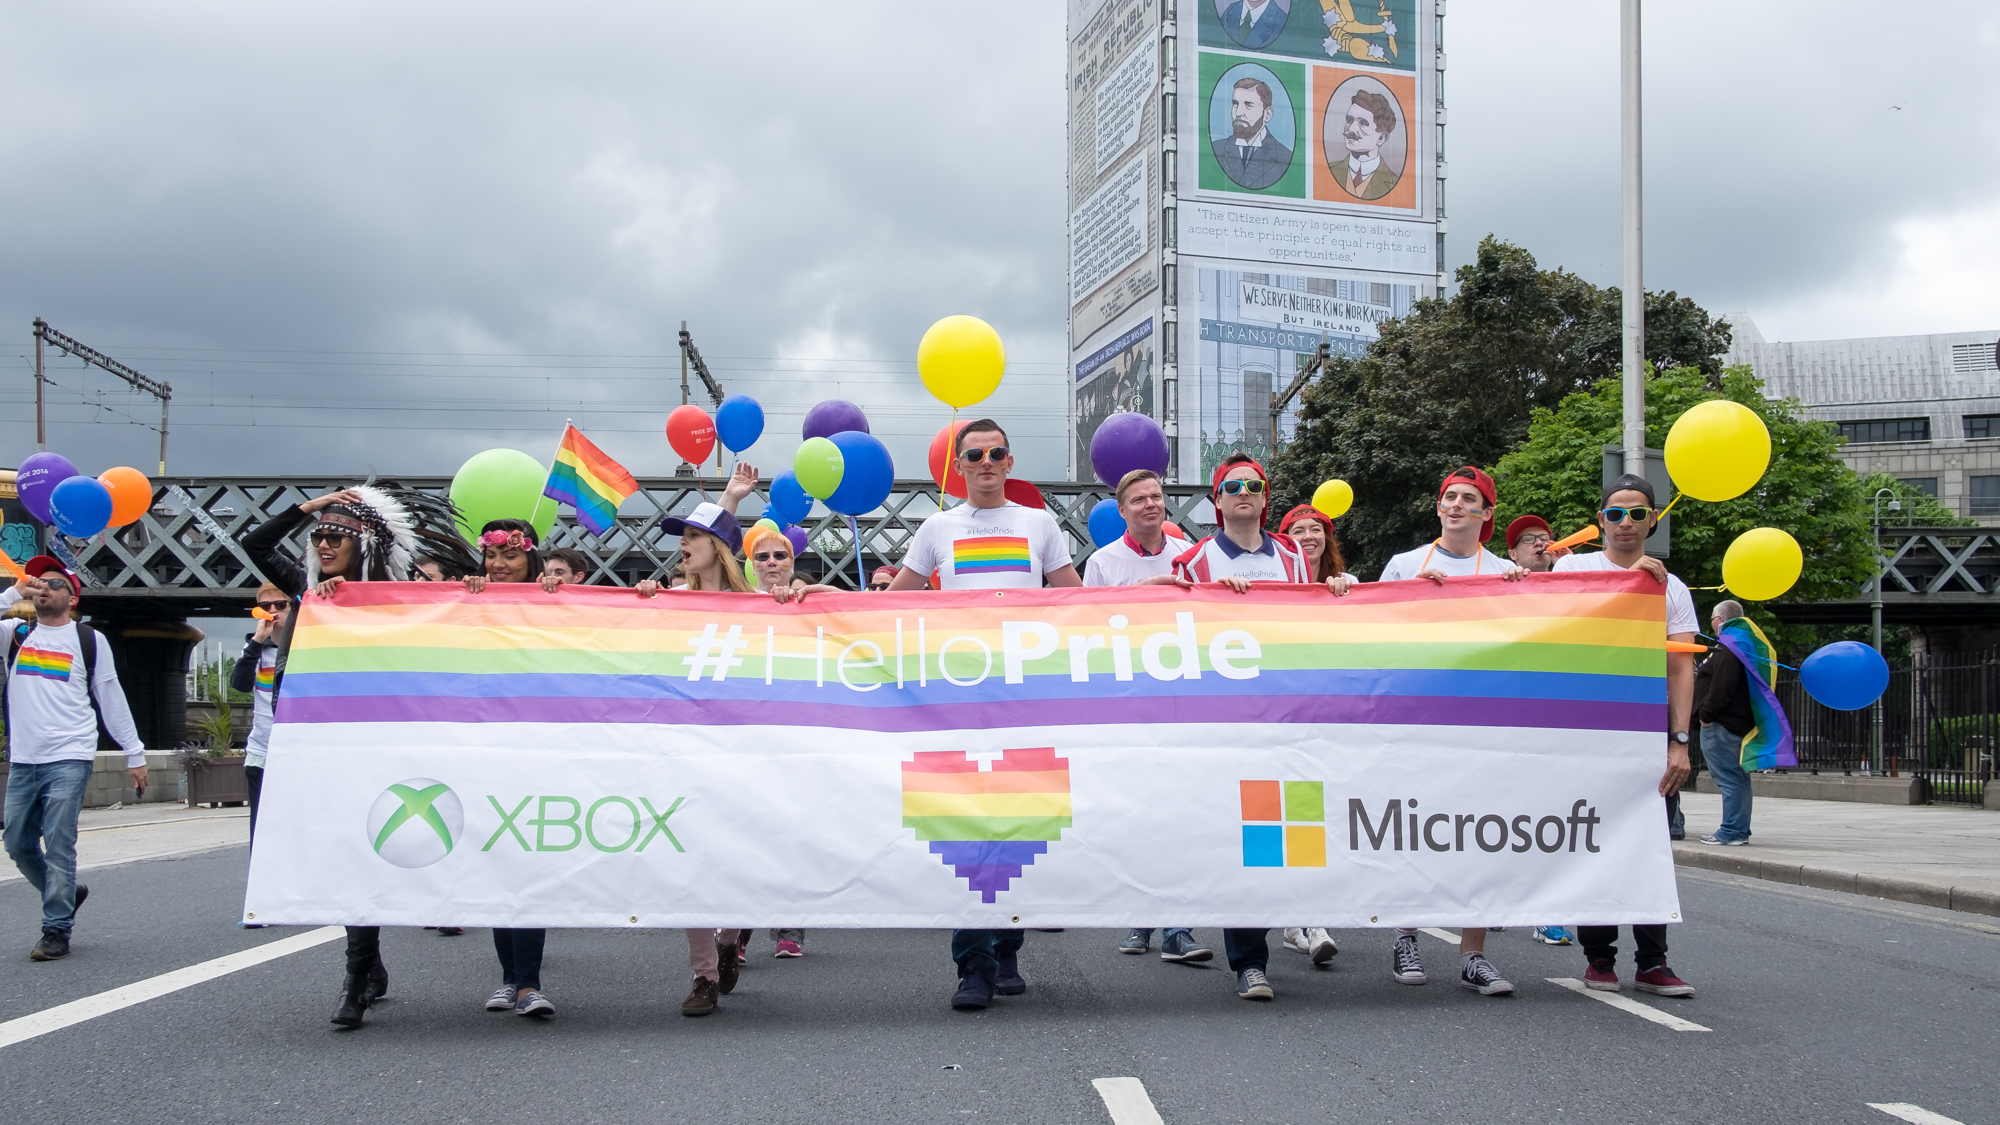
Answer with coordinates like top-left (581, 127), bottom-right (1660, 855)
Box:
top-left (1633, 965), bottom-right (1695, 997)
top-left (774, 940), bottom-right (803, 958)
top-left (1583, 958), bottom-right (1620, 991)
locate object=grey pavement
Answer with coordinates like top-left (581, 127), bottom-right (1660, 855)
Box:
top-left (0, 843), bottom-right (1997, 1124)
top-left (0, 803), bottom-right (248, 884)
top-left (1676, 791), bottom-right (2000, 916)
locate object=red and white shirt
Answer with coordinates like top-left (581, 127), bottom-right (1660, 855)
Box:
top-left (1172, 531), bottom-right (1312, 584)
top-left (1084, 530), bottom-right (1187, 587)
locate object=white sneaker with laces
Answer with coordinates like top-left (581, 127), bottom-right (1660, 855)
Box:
top-left (1282, 927), bottom-right (1311, 954)
top-left (1305, 927), bottom-right (1338, 964)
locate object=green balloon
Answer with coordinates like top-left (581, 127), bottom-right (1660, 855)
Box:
top-left (449, 448), bottom-right (557, 544)
top-left (793, 436), bottom-right (845, 500)
top-left (753, 517), bottom-right (782, 535)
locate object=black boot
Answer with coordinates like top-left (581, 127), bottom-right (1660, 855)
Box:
top-left (364, 957), bottom-right (388, 1003)
top-left (331, 972), bottom-right (369, 1027)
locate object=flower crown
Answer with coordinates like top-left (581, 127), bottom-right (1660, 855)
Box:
top-left (478, 529), bottom-right (535, 551)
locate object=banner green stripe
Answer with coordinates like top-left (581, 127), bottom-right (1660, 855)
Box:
top-left (902, 815), bottom-right (1073, 841)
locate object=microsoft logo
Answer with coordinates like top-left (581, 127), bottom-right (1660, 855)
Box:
top-left (1239, 780), bottom-right (1325, 868)
top-left (366, 779), bottom-right (465, 869)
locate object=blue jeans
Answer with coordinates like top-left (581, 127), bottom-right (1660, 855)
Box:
top-left (1701, 724), bottom-right (1753, 842)
top-left (493, 928), bottom-right (545, 990)
top-left (4, 760), bottom-right (94, 935)
top-left (1224, 928), bottom-right (1269, 973)
top-left (950, 929), bottom-right (1023, 977)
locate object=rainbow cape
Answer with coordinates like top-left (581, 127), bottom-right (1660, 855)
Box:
top-left (543, 425), bottom-right (638, 537)
top-left (1715, 616), bottom-right (1795, 770)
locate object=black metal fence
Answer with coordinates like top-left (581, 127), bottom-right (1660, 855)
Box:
top-left (1774, 648), bottom-right (1997, 805)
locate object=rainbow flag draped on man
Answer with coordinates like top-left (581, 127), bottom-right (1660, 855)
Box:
top-left (1714, 615), bottom-right (1795, 770)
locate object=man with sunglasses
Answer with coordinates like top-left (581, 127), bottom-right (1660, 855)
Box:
top-left (232, 583), bottom-right (291, 839)
top-left (867, 566), bottom-right (897, 592)
top-left (886, 419), bottom-right (1080, 1011)
top-left (1551, 473), bottom-right (1698, 998)
top-left (1373, 466), bottom-right (1522, 996)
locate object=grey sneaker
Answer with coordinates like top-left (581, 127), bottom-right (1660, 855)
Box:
top-left (1305, 927), bottom-right (1338, 965)
top-left (485, 987), bottom-right (518, 1011)
top-left (1160, 931), bottom-right (1213, 963)
top-left (1118, 928), bottom-right (1151, 954)
top-left (1235, 967), bottom-right (1274, 1000)
top-left (29, 929), bottom-right (69, 962)
top-left (1700, 834), bottom-right (1748, 846)
top-left (513, 989), bottom-right (555, 1017)
top-left (1391, 934), bottom-right (1427, 985)
top-left (1458, 953), bottom-right (1515, 996)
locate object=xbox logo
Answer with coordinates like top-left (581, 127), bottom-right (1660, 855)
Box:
top-left (366, 779), bottom-right (464, 868)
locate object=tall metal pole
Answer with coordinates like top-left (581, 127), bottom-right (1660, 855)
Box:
top-left (1619, 0), bottom-right (1646, 478)
top-left (1871, 499), bottom-right (1885, 774)
top-left (33, 322), bottom-right (46, 452)
top-left (679, 319), bottom-right (691, 408)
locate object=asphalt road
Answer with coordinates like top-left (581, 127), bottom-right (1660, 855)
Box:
top-left (0, 846), bottom-right (1995, 1125)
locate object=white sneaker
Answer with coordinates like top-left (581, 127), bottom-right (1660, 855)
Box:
top-left (1305, 927), bottom-right (1338, 965)
top-left (1282, 927), bottom-right (1312, 954)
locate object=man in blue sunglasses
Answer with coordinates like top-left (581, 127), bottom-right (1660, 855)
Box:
top-left (1551, 473), bottom-right (1699, 999)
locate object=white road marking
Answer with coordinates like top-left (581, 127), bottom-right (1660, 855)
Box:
top-left (1546, 977), bottom-right (1711, 1032)
top-left (1093, 1077), bottom-right (1166, 1125)
top-left (0, 926), bottom-right (343, 1050)
top-left (1419, 928), bottom-right (1460, 944)
top-left (1869, 1103), bottom-right (1970, 1125)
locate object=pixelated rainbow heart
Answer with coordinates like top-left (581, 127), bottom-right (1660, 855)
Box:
top-left (901, 748), bottom-right (1071, 903)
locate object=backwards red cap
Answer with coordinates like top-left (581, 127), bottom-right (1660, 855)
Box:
top-left (1211, 455), bottom-right (1268, 493)
top-left (23, 555), bottom-right (82, 600)
top-left (1438, 466), bottom-right (1498, 542)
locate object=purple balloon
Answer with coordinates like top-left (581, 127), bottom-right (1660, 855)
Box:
top-left (784, 525), bottom-right (809, 558)
top-left (1089, 412), bottom-right (1170, 488)
top-left (16, 452), bottom-right (80, 524)
top-left (801, 400), bottom-right (870, 441)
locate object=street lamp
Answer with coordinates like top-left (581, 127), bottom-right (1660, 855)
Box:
top-left (1870, 488), bottom-right (1902, 774)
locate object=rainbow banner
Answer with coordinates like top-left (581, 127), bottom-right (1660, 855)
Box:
top-left (243, 573), bottom-right (1684, 930)
top-left (543, 425), bottom-right (639, 536)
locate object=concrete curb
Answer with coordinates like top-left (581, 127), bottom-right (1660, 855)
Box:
top-left (1673, 843), bottom-right (2000, 920)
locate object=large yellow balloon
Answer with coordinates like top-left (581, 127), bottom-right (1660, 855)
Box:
top-left (1664, 400), bottom-right (1771, 502)
top-left (917, 315), bottom-right (1005, 409)
top-left (1722, 527), bottom-right (1802, 601)
top-left (1311, 479), bottom-right (1353, 520)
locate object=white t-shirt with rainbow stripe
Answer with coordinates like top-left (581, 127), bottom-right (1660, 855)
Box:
top-left (902, 500), bottom-right (1073, 591)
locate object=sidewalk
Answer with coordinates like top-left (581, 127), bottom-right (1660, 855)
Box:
top-left (1674, 791), bottom-right (2000, 917)
top-left (0, 803), bottom-right (248, 883)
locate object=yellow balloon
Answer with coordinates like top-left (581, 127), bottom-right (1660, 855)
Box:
top-left (917, 315), bottom-right (1005, 409)
top-left (1311, 479), bottom-right (1353, 520)
top-left (1663, 400), bottom-right (1771, 502)
top-left (1721, 527), bottom-right (1802, 601)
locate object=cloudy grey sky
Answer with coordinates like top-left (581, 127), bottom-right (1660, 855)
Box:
top-left (4, 1), bottom-right (1996, 484)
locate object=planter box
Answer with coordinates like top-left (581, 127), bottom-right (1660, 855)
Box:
top-left (1694, 772), bottom-right (1928, 805)
top-left (185, 755), bottom-right (250, 807)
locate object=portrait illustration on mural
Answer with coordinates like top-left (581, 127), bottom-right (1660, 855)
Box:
top-left (1320, 74), bottom-right (1406, 202)
top-left (1212, 0), bottom-right (1291, 50)
top-left (1208, 65), bottom-right (1296, 191)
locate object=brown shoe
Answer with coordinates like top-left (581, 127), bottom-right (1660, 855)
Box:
top-left (717, 941), bottom-right (740, 995)
top-left (681, 975), bottom-right (718, 1016)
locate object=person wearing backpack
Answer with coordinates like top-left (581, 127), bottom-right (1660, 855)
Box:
top-left (2, 555), bottom-right (147, 962)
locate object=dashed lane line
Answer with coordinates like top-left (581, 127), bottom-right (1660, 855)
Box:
top-left (0, 926), bottom-right (344, 1050)
top-left (1546, 977), bottom-right (1711, 1032)
top-left (1869, 1104), bottom-right (1970, 1125)
top-left (1418, 928), bottom-right (1461, 943)
top-left (1093, 1078), bottom-right (1167, 1125)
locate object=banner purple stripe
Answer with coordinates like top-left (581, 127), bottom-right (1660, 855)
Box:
top-left (278, 693), bottom-right (1667, 733)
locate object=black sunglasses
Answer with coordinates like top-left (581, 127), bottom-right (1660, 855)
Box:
top-left (255, 601), bottom-right (290, 612)
top-left (868, 582), bottom-right (892, 590)
top-left (959, 446), bottom-right (1009, 463)
top-left (1601, 506), bottom-right (1656, 524)
top-left (752, 550), bottom-right (793, 562)
top-left (308, 532), bottom-right (347, 546)
top-left (1217, 479), bottom-right (1266, 495)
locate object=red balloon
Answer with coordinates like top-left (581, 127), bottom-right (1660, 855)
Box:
top-left (1004, 479), bottom-right (1046, 510)
top-left (666, 405), bottom-right (717, 465)
top-left (927, 420), bottom-right (971, 498)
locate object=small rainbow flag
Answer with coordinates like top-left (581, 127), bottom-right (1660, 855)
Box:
top-left (544, 425), bottom-right (639, 537)
top-left (255, 665), bottom-right (277, 693)
top-left (903, 747), bottom-right (1071, 903)
top-left (952, 536), bottom-right (1031, 576)
top-left (15, 647), bottom-right (74, 681)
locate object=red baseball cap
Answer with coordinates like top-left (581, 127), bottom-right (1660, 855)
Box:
top-left (1505, 514), bottom-right (1552, 549)
top-left (1278, 504), bottom-right (1332, 535)
top-left (1211, 455), bottom-right (1268, 493)
top-left (23, 555), bottom-right (81, 599)
top-left (1438, 466), bottom-right (1498, 542)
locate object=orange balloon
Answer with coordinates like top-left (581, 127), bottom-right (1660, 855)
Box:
top-left (927, 420), bottom-right (971, 499)
top-left (98, 467), bottom-right (152, 528)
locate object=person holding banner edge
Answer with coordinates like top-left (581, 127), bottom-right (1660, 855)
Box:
top-left (1376, 467), bottom-right (1524, 997)
top-left (883, 418), bottom-right (1080, 1011)
top-left (1551, 474), bottom-right (1698, 997)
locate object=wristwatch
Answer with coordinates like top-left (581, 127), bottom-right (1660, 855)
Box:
top-left (1670, 731), bottom-right (1690, 745)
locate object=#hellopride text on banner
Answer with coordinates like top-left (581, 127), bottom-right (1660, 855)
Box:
top-left (242, 574), bottom-right (1683, 930)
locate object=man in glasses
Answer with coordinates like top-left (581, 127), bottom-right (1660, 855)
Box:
top-left (1505, 515), bottom-right (1561, 573)
top-left (886, 418), bottom-right (1080, 1011)
top-left (1551, 473), bottom-right (1699, 998)
top-left (232, 583), bottom-right (291, 838)
top-left (1375, 466), bottom-right (1523, 997)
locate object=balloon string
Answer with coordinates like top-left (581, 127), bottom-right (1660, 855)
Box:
top-left (1658, 492), bottom-right (1683, 517)
top-left (849, 513), bottom-right (864, 590)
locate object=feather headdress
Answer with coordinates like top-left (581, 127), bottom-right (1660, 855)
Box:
top-left (306, 484), bottom-right (479, 584)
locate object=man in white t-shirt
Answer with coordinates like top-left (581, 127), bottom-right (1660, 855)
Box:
top-left (1375, 466), bottom-right (1523, 996)
top-left (1552, 473), bottom-right (1699, 998)
top-left (888, 419), bottom-right (1081, 1012)
top-left (2, 557), bottom-right (146, 962)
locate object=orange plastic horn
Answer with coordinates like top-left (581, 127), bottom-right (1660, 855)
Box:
top-left (1546, 525), bottom-right (1601, 552)
top-left (1665, 641), bottom-right (1708, 653)
top-left (251, 607), bottom-right (276, 621)
top-left (0, 548), bottom-right (27, 582)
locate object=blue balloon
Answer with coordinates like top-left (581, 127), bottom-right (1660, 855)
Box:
top-left (715, 394), bottom-right (765, 453)
top-left (48, 475), bottom-right (113, 539)
top-left (825, 430), bottom-right (894, 516)
top-left (1088, 497), bottom-right (1127, 549)
top-left (767, 472), bottom-right (814, 526)
top-left (1799, 641), bottom-right (1891, 711)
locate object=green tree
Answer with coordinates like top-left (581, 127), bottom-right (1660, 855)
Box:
top-left (1269, 236), bottom-right (1732, 578)
top-left (1491, 365), bottom-right (1915, 656)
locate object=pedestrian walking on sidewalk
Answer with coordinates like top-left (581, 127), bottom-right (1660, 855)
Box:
top-left (1695, 599), bottom-right (1759, 846)
top-left (2, 556), bottom-right (147, 962)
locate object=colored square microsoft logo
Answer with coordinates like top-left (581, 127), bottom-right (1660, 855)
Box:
top-left (1239, 780), bottom-right (1325, 868)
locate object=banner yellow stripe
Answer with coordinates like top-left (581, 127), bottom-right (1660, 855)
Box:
top-left (900, 792), bottom-right (1075, 818)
